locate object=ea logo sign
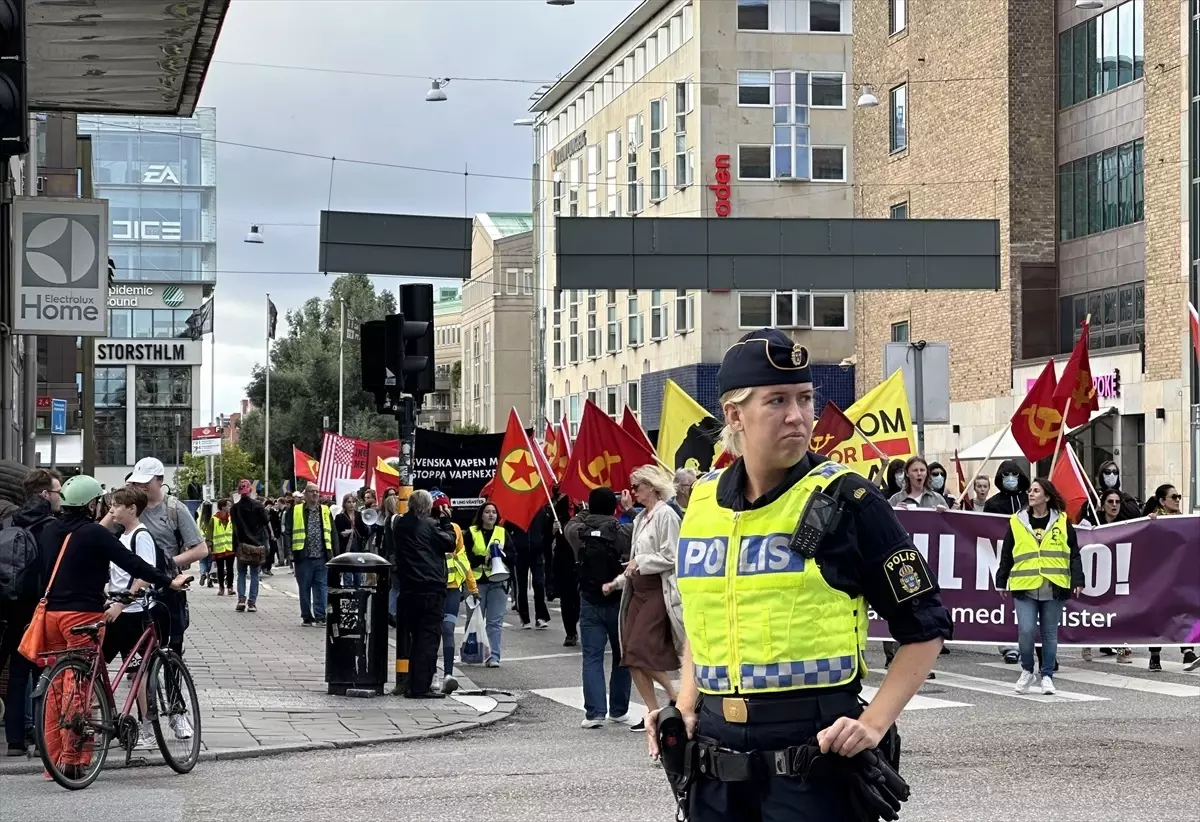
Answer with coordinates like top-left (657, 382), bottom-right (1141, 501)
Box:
top-left (22, 216), bottom-right (100, 288)
top-left (142, 164), bottom-right (181, 184)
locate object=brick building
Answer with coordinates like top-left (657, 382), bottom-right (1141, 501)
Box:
top-left (854, 0), bottom-right (1193, 507)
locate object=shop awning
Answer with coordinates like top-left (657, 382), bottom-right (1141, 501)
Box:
top-left (957, 407), bottom-right (1118, 461)
top-left (28, 0), bottom-right (231, 115)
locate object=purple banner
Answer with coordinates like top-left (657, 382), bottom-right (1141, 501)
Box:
top-left (868, 509), bottom-right (1200, 646)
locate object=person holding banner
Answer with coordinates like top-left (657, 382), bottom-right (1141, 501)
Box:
top-left (995, 478), bottom-right (1085, 695)
top-left (1140, 485), bottom-right (1199, 672)
top-left (645, 329), bottom-right (949, 822)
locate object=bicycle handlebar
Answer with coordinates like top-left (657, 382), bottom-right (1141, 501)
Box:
top-left (106, 577), bottom-right (192, 606)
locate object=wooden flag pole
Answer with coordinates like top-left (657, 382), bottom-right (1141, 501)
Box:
top-left (968, 421), bottom-right (1013, 499)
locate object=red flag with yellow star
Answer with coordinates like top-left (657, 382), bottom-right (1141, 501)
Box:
top-left (490, 408), bottom-right (555, 530)
top-left (1052, 320), bottom-right (1099, 429)
top-left (561, 400), bottom-right (657, 502)
top-left (1011, 359), bottom-right (1062, 463)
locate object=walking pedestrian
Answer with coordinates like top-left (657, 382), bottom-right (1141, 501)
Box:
top-left (606, 465), bottom-right (685, 732)
top-left (285, 485), bottom-right (333, 626)
top-left (210, 499), bottom-right (235, 596)
top-left (986, 460), bottom-right (1031, 664)
top-left (231, 479), bottom-right (269, 613)
top-left (566, 487), bottom-right (633, 729)
top-left (196, 500), bottom-right (214, 585)
top-left (392, 490), bottom-right (454, 698)
top-left (467, 502), bottom-right (511, 667)
top-left (996, 478), bottom-right (1084, 695)
top-left (434, 494), bottom-right (476, 693)
top-left (538, 486), bottom-right (578, 645)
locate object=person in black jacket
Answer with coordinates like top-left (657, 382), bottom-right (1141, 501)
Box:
top-left (391, 489), bottom-right (455, 698)
top-left (1085, 460), bottom-right (1141, 521)
top-left (535, 486), bottom-right (578, 645)
top-left (231, 479), bottom-right (270, 613)
top-left (984, 459), bottom-right (1030, 515)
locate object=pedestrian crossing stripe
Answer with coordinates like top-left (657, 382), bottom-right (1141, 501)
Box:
top-left (1088, 655), bottom-right (1200, 675)
top-left (532, 687), bottom-right (650, 722)
top-left (869, 668), bottom-right (1110, 704)
top-left (978, 662), bottom-right (1200, 699)
top-left (859, 685), bottom-right (972, 711)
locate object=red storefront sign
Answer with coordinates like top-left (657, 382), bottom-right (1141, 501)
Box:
top-left (710, 154), bottom-right (732, 217)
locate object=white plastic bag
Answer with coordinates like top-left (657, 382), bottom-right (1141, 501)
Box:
top-left (460, 603), bottom-right (489, 664)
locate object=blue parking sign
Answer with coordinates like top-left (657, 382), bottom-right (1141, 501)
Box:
top-left (51, 398), bottom-right (67, 435)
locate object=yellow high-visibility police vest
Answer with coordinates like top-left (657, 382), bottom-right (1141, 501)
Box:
top-left (1006, 511), bottom-right (1070, 591)
top-left (468, 526), bottom-right (506, 581)
top-left (677, 460), bottom-right (867, 695)
top-left (211, 517), bottom-right (234, 557)
top-left (291, 504), bottom-right (333, 555)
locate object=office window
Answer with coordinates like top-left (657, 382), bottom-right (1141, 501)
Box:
top-left (628, 293), bottom-right (644, 346)
top-left (604, 385), bottom-right (620, 418)
top-left (569, 290), bottom-right (581, 363)
top-left (669, 15), bottom-right (682, 52)
top-left (586, 145), bottom-right (601, 216)
top-left (811, 147), bottom-right (846, 182)
top-left (812, 294), bottom-right (847, 328)
top-left (551, 398), bottom-right (564, 424)
top-left (890, 201), bottom-right (909, 219)
top-left (586, 290), bottom-right (600, 359)
top-left (109, 309), bottom-right (132, 339)
top-left (810, 73), bottom-right (845, 108)
top-left (738, 293), bottom-right (773, 328)
top-left (1058, 138), bottom-right (1143, 241)
top-left (737, 0), bottom-right (768, 30)
top-left (627, 114), bottom-right (643, 214)
top-left (605, 129), bottom-right (622, 216)
top-left (674, 289), bottom-right (694, 333)
top-left (774, 70), bottom-right (812, 180)
top-left (683, 4), bottom-right (693, 41)
top-left (891, 321), bottom-right (910, 343)
top-left (523, 268), bottom-right (534, 295)
top-left (135, 367), bottom-right (192, 465)
top-left (505, 268), bottom-right (519, 295)
top-left (650, 98), bottom-right (667, 202)
top-left (890, 84), bottom-right (907, 152)
top-left (626, 381), bottom-right (640, 414)
top-left (650, 289), bottom-right (668, 340)
top-left (552, 171), bottom-right (563, 215)
top-left (890, 0), bottom-right (906, 34)
top-left (606, 290), bottom-right (622, 353)
top-left (810, 0), bottom-right (842, 32)
top-left (737, 71), bottom-right (772, 106)
top-left (568, 157), bottom-right (582, 217)
top-left (738, 145), bottom-right (772, 179)
top-left (96, 366), bottom-right (126, 408)
top-left (658, 24), bottom-right (670, 63)
top-left (738, 292), bottom-right (847, 329)
top-left (1060, 284), bottom-right (1143, 353)
top-left (675, 80), bottom-right (693, 188)
top-left (95, 410), bottom-right (126, 466)
top-left (1059, 0), bottom-right (1143, 109)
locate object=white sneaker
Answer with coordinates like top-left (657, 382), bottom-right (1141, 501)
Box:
top-left (169, 714), bottom-right (194, 740)
top-left (535, 619), bottom-right (550, 630)
top-left (608, 712), bottom-right (633, 725)
top-left (485, 658), bottom-right (500, 668)
top-left (1081, 647), bottom-right (1094, 662)
top-left (441, 676), bottom-right (459, 695)
top-left (1040, 676), bottom-right (1055, 695)
top-left (137, 721), bottom-right (156, 748)
top-left (1014, 670), bottom-right (1036, 694)
top-left (521, 622), bottom-right (532, 630)
top-left (580, 718), bottom-right (605, 729)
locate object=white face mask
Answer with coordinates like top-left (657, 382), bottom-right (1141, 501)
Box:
top-left (931, 475), bottom-right (945, 491)
top-left (1002, 476), bottom-right (1020, 492)
top-left (1102, 472), bottom-right (1119, 488)
top-left (894, 472), bottom-right (905, 488)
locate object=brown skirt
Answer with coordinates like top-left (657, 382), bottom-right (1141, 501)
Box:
top-left (621, 573), bottom-right (680, 671)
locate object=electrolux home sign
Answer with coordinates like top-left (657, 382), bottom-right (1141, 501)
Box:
top-left (12, 197), bottom-right (110, 336)
top-left (95, 340), bottom-right (202, 365)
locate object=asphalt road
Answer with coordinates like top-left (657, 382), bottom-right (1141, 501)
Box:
top-left (4, 583), bottom-right (1197, 822)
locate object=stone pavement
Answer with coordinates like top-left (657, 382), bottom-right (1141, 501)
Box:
top-left (0, 568), bottom-right (514, 775)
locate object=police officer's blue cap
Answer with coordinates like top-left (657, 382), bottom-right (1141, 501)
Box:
top-left (717, 328), bottom-right (812, 396)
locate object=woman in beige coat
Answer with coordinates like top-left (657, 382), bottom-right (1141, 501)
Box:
top-left (602, 465), bottom-right (685, 731)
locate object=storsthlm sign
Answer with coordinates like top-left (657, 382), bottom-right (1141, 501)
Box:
top-left (94, 340), bottom-right (201, 364)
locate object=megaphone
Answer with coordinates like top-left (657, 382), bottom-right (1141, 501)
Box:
top-left (487, 543), bottom-right (510, 583)
top-left (361, 507), bottom-right (380, 527)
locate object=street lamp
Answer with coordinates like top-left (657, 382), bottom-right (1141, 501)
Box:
top-left (1074, 0), bottom-right (1104, 10)
top-left (547, 0), bottom-right (576, 5)
top-left (244, 224), bottom-right (264, 244)
top-left (425, 79), bottom-right (450, 102)
top-left (856, 86), bottom-right (879, 108)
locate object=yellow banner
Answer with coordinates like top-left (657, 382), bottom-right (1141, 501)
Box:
top-left (827, 370), bottom-right (919, 477)
top-left (657, 379), bottom-right (724, 472)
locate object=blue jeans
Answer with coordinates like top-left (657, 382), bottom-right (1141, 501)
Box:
top-left (199, 555), bottom-right (212, 579)
top-left (295, 557), bottom-right (328, 621)
top-left (1015, 595), bottom-right (1065, 678)
top-left (580, 600), bottom-right (630, 720)
top-left (477, 582), bottom-right (506, 663)
top-left (442, 588), bottom-right (462, 676)
top-left (3, 647), bottom-right (34, 747)
top-left (389, 585), bottom-right (398, 619)
top-left (237, 561), bottom-right (260, 602)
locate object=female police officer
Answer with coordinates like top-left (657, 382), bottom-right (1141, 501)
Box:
top-left (646, 329), bottom-right (952, 821)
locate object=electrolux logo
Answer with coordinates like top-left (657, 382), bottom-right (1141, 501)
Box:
top-left (14, 198), bottom-right (109, 335)
top-left (22, 216), bottom-right (100, 287)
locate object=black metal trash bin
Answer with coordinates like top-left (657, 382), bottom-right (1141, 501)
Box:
top-left (324, 552), bottom-right (392, 696)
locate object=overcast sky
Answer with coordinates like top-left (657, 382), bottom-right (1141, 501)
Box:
top-left (197, 0), bottom-right (638, 421)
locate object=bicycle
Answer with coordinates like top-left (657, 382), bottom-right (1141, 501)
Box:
top-left (31, 586), bottom-right (202, 790)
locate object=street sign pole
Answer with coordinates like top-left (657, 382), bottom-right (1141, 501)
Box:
top-left (49, 398), bottom-right (66, 471)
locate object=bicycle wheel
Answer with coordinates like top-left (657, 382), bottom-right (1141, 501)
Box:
top-left (34, 655), bottom-right (112, 790)
top-left (147, 649), bottom-right (202, 773)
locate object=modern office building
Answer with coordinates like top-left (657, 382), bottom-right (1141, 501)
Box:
top-left (854, 0), bottom-right (1194, 505)
top-left (428, 285), bottom-right (463, 432)
top-left (460, 213), bottom-right (536, 432)
top-left (76, 109), bottom-right (218, 489)
top-left (529, 0), bottom-right (858, 435)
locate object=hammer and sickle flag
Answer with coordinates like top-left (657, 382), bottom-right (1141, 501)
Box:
top-left (490, 408), bottom-right (555, 531)
top-left (1011, 359), bottom-right (1064, 462)
top-left (1052, 319), bottom-right (1100, 429)
top-left (562, 400), bottom-right (657, 502)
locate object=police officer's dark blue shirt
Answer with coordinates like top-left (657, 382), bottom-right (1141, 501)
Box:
top-left (714, 452), bottom-right (953, 684)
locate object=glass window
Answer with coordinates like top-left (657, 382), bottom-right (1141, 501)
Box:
top-left (1102, 147), bottom-right (1118, 230)
top-left (1073, 158), bottom-right (1088, 239)
top-left (810, 73), bottom-right (844, 108)
top-left (1061, 2), bottom-right (1143, 109)
top-left (1088, 16), bottom-right (1101, 98)
top-left (1059, 29), bottom-right (1073, 106)
top-left (94, 409), bottom-right (126, 466)
top-left (135, 410), bottom-right (193, 467)
top-left (890, 202), bottom-right (908, 219)
top-left (627, 381), bottom-right (640, 413)
top-left (890, 85), bottom-right (907, 152)
top-left (738, 71), bottom-right (772, 106)
top-left (1088, 153), bottom-right (1103, 235)
top-left (1117, 142), bottom-right (1134, 225)
top-left (136, 366), bottom-right (192, 408)
top-left (1133, 0), bottom-right (1144, 79)
top-left (739, 293), bottom-right (773, 328)
top-left (738, 145), bottom-right (772, 179)
top-left (812, 294), bottom-right (846, 329)
top-left (811, 147), bottom-right (845, 181)
top-left (109, 309), bottom-right (132, 339)
top-left (890, 0), bottom-right (906, 34)
top-left (1072, 20), bottom-right (1087, 106)
top-left (891, 321), bottom-right (909, 343)
top-left (1118, 0), bottom-right (1134, 86)
top-left (132, 310), bottom-right (153, 339)
top-left (1103, 7), bottom-right (1118, 92)
top-left (810, 0), bottom-right (842, 32)
top-left (1059, 165), bottom-right (1074, 241)
top-left (153, 310), bottom-right (175, 339)
top-left (95, 366), bottom-right (127, 409)
top-left (737, 0), bottom-right (768, 30)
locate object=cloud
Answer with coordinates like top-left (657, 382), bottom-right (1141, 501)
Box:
top-left (198, 0), bottom-right (637, 421)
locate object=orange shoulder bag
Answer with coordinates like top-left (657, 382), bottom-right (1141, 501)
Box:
top-left (18, 534), bottom-right (72, 662)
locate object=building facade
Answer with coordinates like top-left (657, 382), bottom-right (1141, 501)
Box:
top-left (77, 109), bottom-right (218, 489)
top-left (854, 0), bottom-right (1193, 506)
top-left (460, 213), bottom-right (536, 432)
top-left (428, 285), bottom-right (463, 432)
top-left (531, 0), bottom-right (858, 435)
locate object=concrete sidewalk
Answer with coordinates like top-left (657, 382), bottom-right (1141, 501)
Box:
top-left (0, 568), bottom-right (514, 775)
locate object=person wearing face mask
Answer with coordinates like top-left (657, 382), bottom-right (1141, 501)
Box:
top-left (984, 460), bottom-right (1030, 515)
top-left (888, 456), bottom-right (948, 511)
top-left (926, 462), bottom-right (956, 508)
top-left (883, 458), bottom-right (906, 498)
top-left (1085, 461), bottom-right (1141, 522)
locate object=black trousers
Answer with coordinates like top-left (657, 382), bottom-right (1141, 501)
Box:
top-left (515, 561), bottom-right (550, 625)
top-left (553, 543), bottom-right (580, 639)
top-left (399, 589), bottom-right (446, 696)
top-left (689, 699), bottom-right (864, 822)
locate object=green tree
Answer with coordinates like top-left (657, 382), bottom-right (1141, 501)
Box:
top-left (239, 275), bottom-right (398, 486)
top-left (174, 445), bottom-right (263, 499)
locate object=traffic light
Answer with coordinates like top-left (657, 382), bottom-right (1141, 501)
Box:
top-left (0, 0), bottom-right (27, 159)
top-left (397, 283), bottom-right (435, 402)
top-left (360, 319), bottom-right (391, 411)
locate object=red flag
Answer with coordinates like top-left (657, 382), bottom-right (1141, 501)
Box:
top-left (1190, 301), bottom-right (1199, 369)
top-left (1052, 320), bottom-right (1099, 429)
top-left (713, 449), bottom-right (735, 469)
top-left (561, 400), bottom-right (657, 501)
top-left (366, 440), bottom-right (400, 497)
top-left (620, 406), bottom-right (656, 455)
top-left (1050, 441), bottom-right (1092, 524)
top-left (953, 448), bottom-right (969, 505)
top-left (560, 415), bottom-right (574, 456)
top-left (293, 446), bottom-right (319, 483)
top-left (544, 423), bottom-right (569, 482)
top-left (810, 401), bottom-right (856, 456)
top-left (480, 475), bottom-right (494, 499)
top-left (1011, 359), bottom-right (1062, 463)
top-left (489, 409), bottom-right (554, 531)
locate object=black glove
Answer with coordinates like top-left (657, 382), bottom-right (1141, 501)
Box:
top-left (801, 743), bottom-right (910, 822)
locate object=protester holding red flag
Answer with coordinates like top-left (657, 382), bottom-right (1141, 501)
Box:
top-left (490, 409), bottom-right (555, 532)
top-left (1053, 320), bottom-right (1100, 429)
top-left (810, 400), bottom-right (856, 456)
top-left (1011, 359), bottom-right (1063, 463)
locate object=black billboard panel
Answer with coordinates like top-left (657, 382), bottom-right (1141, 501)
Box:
top-left (319, 211), bottom-right (472, 279)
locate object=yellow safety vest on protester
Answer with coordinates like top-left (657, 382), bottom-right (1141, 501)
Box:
top-left (446, 523), bottom-right (477, 593)
top-left (468, 525), bottom-right (507, 581)
top-left (291, 504), bottom-right (333, 555)
top-left (1006, 511), bottom-right (1070, 591)
top-left (676, 461), bottom-right (868, 695)
top-left (211, 517), bottom-right (234, 558)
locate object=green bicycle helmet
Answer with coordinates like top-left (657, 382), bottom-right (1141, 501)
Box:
top-left (60, 474), bottom-right (104, 508)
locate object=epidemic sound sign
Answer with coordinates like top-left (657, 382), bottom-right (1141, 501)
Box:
top-left (710, 155), bottom-right (732, 217)
top-left (108, 284), bottom-right (188, 309)
top-left (95, 341), bottom-right (200, 364)
top-left (553, 131), bottom-right (587, 169)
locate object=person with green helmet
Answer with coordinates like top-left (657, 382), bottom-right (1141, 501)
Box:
top-left (32, 475), bottom-right (189, 776)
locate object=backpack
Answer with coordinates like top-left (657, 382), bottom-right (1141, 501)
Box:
top-left (576, 519), bottom-right (623, 604)
top-left (0, 515), bottom-right (53, 603)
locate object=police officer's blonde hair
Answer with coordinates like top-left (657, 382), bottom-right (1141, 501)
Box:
top-left (718, 387), bottom-right (755, 458)
top-left (630, 464), bottom-right (675, 501)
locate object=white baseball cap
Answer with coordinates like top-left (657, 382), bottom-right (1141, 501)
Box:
top-left (129, 457), bottom-right (166, 484)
